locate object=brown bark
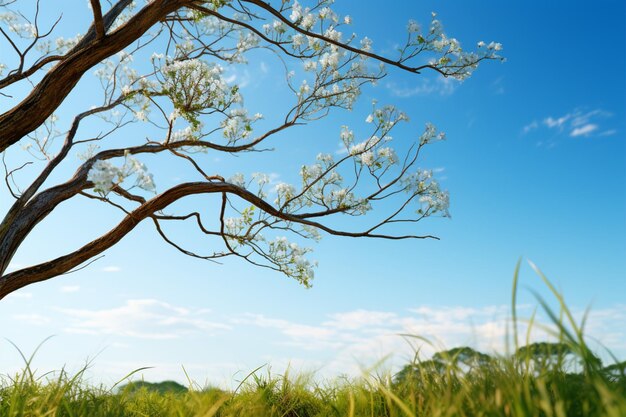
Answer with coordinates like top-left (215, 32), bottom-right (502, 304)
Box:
top-left (0, 179), bottom-right (436, 299)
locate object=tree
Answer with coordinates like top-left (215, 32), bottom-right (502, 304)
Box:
top-left (394, 346), bottom-right (495, 385)
top-left (0, 0), bottom-right (502, 299)
top-left (514, 342), bottom-right (602, 374)
top-left (432, 346), bottom-right (495, 370)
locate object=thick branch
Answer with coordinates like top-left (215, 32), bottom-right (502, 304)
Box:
top-left (0, 117), bottom-right (293, 275)
top-left (0, 181), bottom-right (436, 298)
top-left (89, 0), bottom-right (105, 40)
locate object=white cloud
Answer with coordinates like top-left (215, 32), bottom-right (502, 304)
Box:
top-left (13, 313), bottom-right (51, 325)
top-left (491, 76), bottom-right (505, 95)
top-left (386, 76), bottom-right (457, 98)
top-left (522, 121), bottom-right (539, 134)
top-left (599, 129), bottom-right (617, 137)
top-left (5, 291), bottom-right (32, 299)
top-left (570, 109), bottom-right (606, 127)
top-left (234, 314), bottom-right (339, 350)
top-left (234, 304), bottom-right (626, 377)
top-left (334, 140), bottom-right (348, 155)
top-left (60, 285), bottom-right (80, 293)
top-left (224, 68), bottom-right (251, 88)
top-left (570, 123), bottom-right (598, 137)
top-left (102, 266), bottom-right (121, 273)
top-left (324, 310), bottom-right (397, 330)
top-left (234, 305), bottom-right (516, 374)
top-left (57, 299), bottom-right (230, 339)
top-left (524, 108), bottom-right (614, 140)
top-left (543, 114), bottom-right (571, 129)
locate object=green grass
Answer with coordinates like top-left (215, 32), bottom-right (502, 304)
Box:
top-left (1, 265), bottom-right (625, 416)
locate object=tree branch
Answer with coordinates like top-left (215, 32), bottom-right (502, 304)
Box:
top-left (89, 0), bottom-right (105, 40)
top-left (242, 0), bottom-right (445, 76)
top-left (0, 0), bottom-right (189, 153)
top-left (0, 180), bottom-right (436, 299)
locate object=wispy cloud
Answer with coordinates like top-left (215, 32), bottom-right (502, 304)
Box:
top-left (386, 76), bottom-right (457, 98)
top-left (491, 76), bottom-right (505, 95)
top-left (522, 108), bottom-right (615, 140)
top-left (570, 124), bottom-right (598, 137)
top-left (599, 129), bottom-right (617, 137)
top-left (102, 266), bottom-right (121, 273)
top-left (234, 305), bottom-right (518, 374)
top-left (522, 121), bottom-right (539, 134)
top-left (234, 304), bottom-right (626, 377)
top-left (544, 115), bottom-right (571, 129)
top-left (224, 67), bottom-right (252, 88)
top-left (13, 313), bottom-right (51, 325)
top-left (335, 140), bottom-right (348, 155)
top-left (60, 285), bottom-right (80, 293)
top-left (5, 291), bottom-right (32, 299)
top-left (57, 299), bottom-right (230, 339)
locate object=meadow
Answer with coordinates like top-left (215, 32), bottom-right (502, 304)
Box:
top-left (1, 266), bottom-right (625, 416)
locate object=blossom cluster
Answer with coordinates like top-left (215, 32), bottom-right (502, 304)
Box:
top-left (87, 155), bottom-right (155, 195)
top-left (299, 153), bottom-right (357, 211)
top-left (345, 105), bottom-right (406, 171)
top-left (267, 236), bottom-right (316, 287)
top-left (161, 58), bottom-right (241, 123)
top-left (220, 109), bottom-right (262, 143)
top-left (403, 12), bottom-right (503, 80)
top-left (0, 11), bottom-right (36, 38)
top-left (401, 168), bottom-right (450, 217)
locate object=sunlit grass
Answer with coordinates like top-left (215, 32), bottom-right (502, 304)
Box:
top-left (1, 265), bottom-right (625, 416)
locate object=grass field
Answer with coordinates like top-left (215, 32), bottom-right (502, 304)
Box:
top-left (1, 348), bottom-right (625, 416)
top-left (1, 266), bottom-right (625, 416)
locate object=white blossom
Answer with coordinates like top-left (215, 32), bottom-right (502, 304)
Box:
top-left (88, 156), bottom-right (155, 195)
top-left (272, 20), bottom-right (286, 34)
top-left (228, 173), bottom-right (245, 187)
top-left (274, 182), bottom-right (296, 206)
top-left (292, 33), bottom-right (305, 47)
top-left (360, 150), bottom-right (375, 166)
top-left (303, 60), bottom-right (317, 71)
top-left (290, 1), bottom-right (302, 22)
top-left (360, 37), bottom-right (373, 52)
top-left (301, 13), bottom-right (316, 30)
top-left (134, 110), bottom-right (147, 122)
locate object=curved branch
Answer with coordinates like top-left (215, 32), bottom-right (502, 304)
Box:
top-left (0, 55), bottom-right (64, 90)
top-left (1, 181), bottom-right (218, 299)
top-left (0, 115), bottom-right (293, 275)
top-left (0, 180), bottom-right (436, 298)
top-left (242, 0), bottom-right (446, 76)
top-left (188, 4), bottom-right (309, 60)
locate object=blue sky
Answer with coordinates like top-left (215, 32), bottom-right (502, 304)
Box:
top-left (1, 0), bottom-right (625, 386)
